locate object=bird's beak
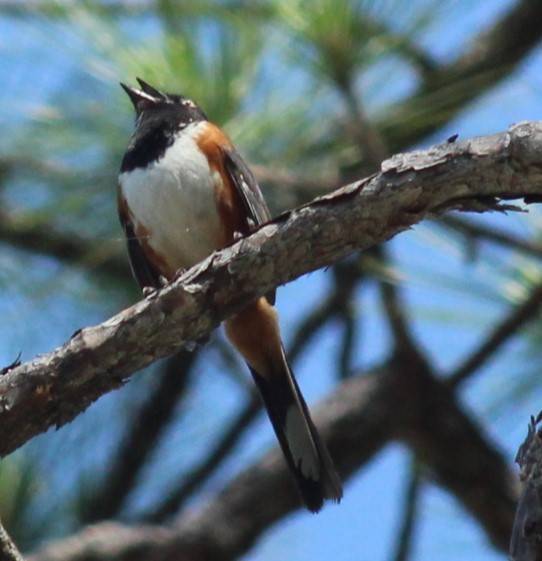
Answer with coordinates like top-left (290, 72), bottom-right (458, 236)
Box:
top-left (120, 79), bottom-right (167, 112)
top-left (136, 78), bottom-right (168, 101)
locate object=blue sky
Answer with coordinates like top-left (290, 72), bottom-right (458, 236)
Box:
top-left (1, 1), bottom-right (542, 560)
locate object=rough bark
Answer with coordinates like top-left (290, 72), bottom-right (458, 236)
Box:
top-left (1, 122), bottom-right (542, 459)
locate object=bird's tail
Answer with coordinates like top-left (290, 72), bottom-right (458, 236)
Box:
top-left (249, 348), bottom-right (343, 512)
top-left (225, 297), bottom-right (342, 512)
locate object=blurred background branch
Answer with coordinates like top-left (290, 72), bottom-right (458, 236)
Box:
top-left (1, 1), bottom-right (542, 561)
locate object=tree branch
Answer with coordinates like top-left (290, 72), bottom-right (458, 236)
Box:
top-left (389, 459), bottom-right (422, 561)
top-left (28, 355), bottom-right (516, 561)
top-left (144, 392), bottom-right (261, 522)
top-left (510, 413), bottom-right (542, 561)
top-left (438, 215), bottom-right (542, 260)
top-left (0, 519), bottom-right (24, 561)
top-left (382, 0), bottom-right (542, 151)
top-left (448, 281), bottom-right (542, 387)
top-left (2, 122), bottom-right (542, 458)
top-left (82, 349), bottom-right (198, 523)
top-left (0, 211), bottom-right (129, 281)
top-left (27, 366), bottom-right (391, 561)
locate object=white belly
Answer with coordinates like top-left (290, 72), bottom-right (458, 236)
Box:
top-left (119, 122), bottom-right (222, 272)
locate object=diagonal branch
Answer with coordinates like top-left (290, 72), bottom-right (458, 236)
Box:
top-left (27, 366), bottom-right (394, 561)
top-left (389, 459), bottom-right (422, 561)
top-left (448, 281), bottom-right (542, 387)
top-left (28, 355), bottom-right (516, 561)
top-left (438, 215), bottom-right (542, 260)
top-left (382, 0), bottom-right (542, 151)
top-left (1, 122), bottom-right (542, 458)
top-left (0, 211), bottom-right (129, 281)
top-left (0, 518), bottom-right (24, 561)
top-left (144, 392), bottom-right (261, 522)
top-left (82, 349), bottom-right (199, 523)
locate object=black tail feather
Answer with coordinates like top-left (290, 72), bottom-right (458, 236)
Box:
top-left (249, 349), bottom-right (342, 512)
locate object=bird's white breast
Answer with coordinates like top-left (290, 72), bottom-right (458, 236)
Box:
top-left (119, 121), bottom-right (222, 273)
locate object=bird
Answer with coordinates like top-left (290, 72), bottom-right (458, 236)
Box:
top-left (118, 78), bottom-right (343, 512)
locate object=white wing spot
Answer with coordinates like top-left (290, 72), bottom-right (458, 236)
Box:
top-left (285, 407), bottom-right (319, 480)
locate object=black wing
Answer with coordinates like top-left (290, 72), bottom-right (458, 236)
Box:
top-left (224, 148), bottom-right (271, 229)
top-left (119, 211), bottom-right (162, 290)
top-left (223, 148), bottom-right (275, 305)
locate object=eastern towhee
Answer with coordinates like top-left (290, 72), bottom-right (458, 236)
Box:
top-left (118, 78), bottom-right (342, 512)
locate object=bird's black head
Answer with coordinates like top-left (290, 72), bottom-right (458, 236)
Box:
top-left (121, 78), bottom-right (207, 126)
top-left (120, 78), bottom-right (208, 172)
